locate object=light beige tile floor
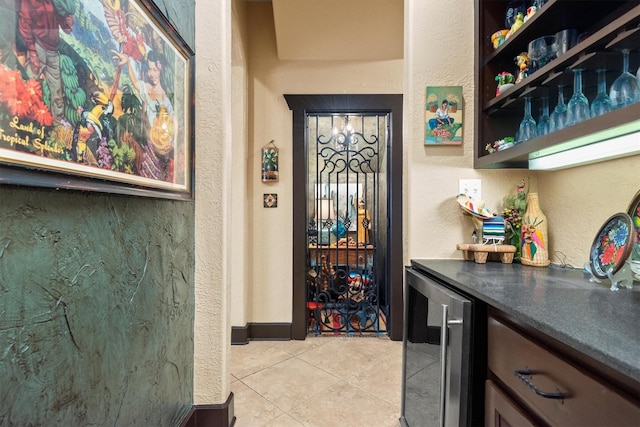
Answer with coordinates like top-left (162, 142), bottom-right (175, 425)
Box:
top-left (230, 336), bottom-right (403, 427)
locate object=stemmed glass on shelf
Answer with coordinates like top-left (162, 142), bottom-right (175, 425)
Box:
top-left (516, 97), bottom-right (537, 143)
top-left (550, 85), bottom-right (569, 132)
top-left (536, 97), bottom-right (551, 137)
top-left (609, 49), bottom-right (640, 109)
top-left (591, 69), bottom-right (613, 117)
top-left (567, 68), bottom-right (590, 126)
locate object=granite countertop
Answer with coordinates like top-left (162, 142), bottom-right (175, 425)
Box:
top-left (409, 259), bottom-right (640, 383)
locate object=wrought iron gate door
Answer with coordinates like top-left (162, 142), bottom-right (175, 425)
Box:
top-left (306, 113), bottom-right (388, 335)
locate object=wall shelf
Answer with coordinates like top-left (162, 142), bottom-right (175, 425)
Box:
top-left (475, 0), bottom-right (640, 169)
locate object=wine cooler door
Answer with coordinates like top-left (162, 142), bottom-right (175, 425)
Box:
top-left (400, 267), bottom-right (472, 427)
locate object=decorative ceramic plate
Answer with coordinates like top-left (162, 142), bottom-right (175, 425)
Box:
top-left (627, 190), bottom-right (640, 261)
top-left (456, 194), bottom-right (494, 219)
top-left (589, 213), bottom-right (633, 279)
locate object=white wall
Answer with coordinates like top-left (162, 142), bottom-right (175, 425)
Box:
top-left (539, 156), bottom-right (639, 266)
top-left (230, 0), bottom-right (251, 330)
top-left (404, 0), bottom-right (529, 262)
top-left (193, 0), bottom-right (232, 405)
top-left (243, 2), bottom-right (403, 325)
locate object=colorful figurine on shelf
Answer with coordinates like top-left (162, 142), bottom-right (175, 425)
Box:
top-left (515, 52), bottom-right (530, 83)
top-left (495, 71), bottom-right (515, 96)
top-left (524, 6), bottom-right (537, 22)
top-left (506, 12), bottom-right (524, 39)
top-left (485, 136), bottom-right (516, 154)
top-left (491, 29), bottom-right (509, 49)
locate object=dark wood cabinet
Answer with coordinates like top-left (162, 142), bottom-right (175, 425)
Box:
top-left (475, 0), bottom-right (640, 169)
top-left (487, 314), bottom-right (640, 426)
top-left (485, 380), bottom-right (537, 427)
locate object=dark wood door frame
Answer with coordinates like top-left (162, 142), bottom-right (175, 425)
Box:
top-left (284, 94), bottom-right (403, 341)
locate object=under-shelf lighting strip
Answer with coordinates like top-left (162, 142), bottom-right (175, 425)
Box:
top-left (528, 130), bottom-right (640, 171)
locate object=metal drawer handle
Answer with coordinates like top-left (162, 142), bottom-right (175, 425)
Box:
top-left (515, 369), bottom-right (566, 400)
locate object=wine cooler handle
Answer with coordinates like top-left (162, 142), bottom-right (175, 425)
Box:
top-left (515, 369), bottom-right (566, 400)
top-left (439, 305), bottom-right (464, 427)
top-left (439, 305), bottom-right (448, 427)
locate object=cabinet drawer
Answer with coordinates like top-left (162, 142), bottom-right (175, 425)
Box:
top-left (488, 316), bottom-right (640, 426)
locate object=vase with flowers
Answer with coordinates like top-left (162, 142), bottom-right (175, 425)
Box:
top-left (502, 179), bottom-right (528, 261)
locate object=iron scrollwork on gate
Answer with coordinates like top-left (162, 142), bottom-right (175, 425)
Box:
top-left (307, 114), bottom-right (386, 335)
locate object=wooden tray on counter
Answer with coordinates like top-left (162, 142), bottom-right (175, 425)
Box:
top-left (457, 243), bottom-right (516, 264)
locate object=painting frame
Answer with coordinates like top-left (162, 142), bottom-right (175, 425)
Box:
top-left (0, 0), bottom-right (195, 200)
top-left (425, 86), bottom-right (463, 146)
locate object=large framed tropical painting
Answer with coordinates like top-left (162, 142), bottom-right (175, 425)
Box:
top-left (0, 0), bottom-right (194, 199)
top-left (425, 86), bottom-right (463, 146)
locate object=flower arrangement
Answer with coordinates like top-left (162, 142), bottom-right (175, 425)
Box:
top-left (502, 179), bottom-right (528, 260)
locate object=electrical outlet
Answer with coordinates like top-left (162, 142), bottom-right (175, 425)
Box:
top-left (459, 179), bottom-right (482, 199)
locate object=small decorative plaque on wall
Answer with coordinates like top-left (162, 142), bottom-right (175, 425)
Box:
top-left (261, 141), bottom-right (279, 182)
top-left (264, 193), bottom-right (278, 208)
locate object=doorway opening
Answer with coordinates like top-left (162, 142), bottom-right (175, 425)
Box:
top-left (285, 94), bottom-right (403, 341)
top-left (307, 113), bottom-right (387, 335)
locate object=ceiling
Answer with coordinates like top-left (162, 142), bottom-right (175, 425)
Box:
top-left (270, 0), bottom-right (404, 61)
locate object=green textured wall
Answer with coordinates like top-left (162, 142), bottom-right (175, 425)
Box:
top-left (0, 1), bottom-right (196, 425)
top-left (0, 187), bottom-right (195, 425)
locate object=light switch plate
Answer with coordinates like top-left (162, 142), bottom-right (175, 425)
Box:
top-left (459, 179), bottom-right (482, 199)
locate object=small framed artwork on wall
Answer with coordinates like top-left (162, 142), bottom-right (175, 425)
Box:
top-left (264, 193), bottom-right (277, 208)
top-left (425, 86), bottom-right (463, 145)
top-left (261, 140), bottom-right (279, 182)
